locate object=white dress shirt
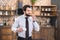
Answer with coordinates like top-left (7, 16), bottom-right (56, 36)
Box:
top-left (11, 15), bottom-right (40, 38)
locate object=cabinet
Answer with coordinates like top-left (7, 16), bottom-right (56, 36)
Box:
top-left (0, 27), bottom-right (12, 40)
top-left (0, 27), bottom-right (17, 40)
top-left (32, 27), bottom-right (55, 40)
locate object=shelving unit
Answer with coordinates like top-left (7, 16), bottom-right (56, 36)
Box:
top-left (0, 10), bottom-right (16, 26)
top-left (0, 27), bottom-right (13, 40)
top-left (0, 10), bottom-right (16, 40)
top-left (0, 0), bottom-right (17, 40)
top-left (32, 5), bottom-right (57, 40)
top-left (31, 5), bottom-right (57, 17)
top-left (40, 5), bottom-right (57, 17)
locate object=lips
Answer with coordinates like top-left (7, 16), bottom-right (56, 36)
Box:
top-left (26, 14), bottom-right (31, 16)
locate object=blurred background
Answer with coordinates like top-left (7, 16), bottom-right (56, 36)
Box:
top-left (0, 0), bottom-right (60, 40)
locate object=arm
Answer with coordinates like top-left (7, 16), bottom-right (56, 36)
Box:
top-left (11, 18), bottom-right (24, 33)
top-left (33, 21), bottom-right (40, 31)
top-left (31, 15), bottom-right (40, 31)
top-left (11, 19), bottom-right (19, 32)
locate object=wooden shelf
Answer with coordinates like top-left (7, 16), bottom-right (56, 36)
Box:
top-left (36, 15), bottom-right (56, 17)
top-left (41, 11), bottom-right (57, 12)
top-left (0, 10), bottom-right (16, 11)
top-left (0, 15), bottom-right (14, 16)
top-left (0, 34), bottom-right (12, 35)
top-left (41, 5), bottom-right (56, 7)
top-left (41, 15), bottom-right (56, 17)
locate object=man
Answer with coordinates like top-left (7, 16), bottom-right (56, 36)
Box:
top-left (11, 5), bottom-right (40, 40)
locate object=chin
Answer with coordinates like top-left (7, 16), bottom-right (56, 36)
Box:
top-left (26, 14), bottom-right (31, 16)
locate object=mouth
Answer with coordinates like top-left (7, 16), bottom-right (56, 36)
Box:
top-left (26, 14), bottom-right (31, 16)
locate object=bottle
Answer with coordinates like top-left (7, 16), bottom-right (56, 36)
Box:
top-left (0, 11), bottom-right (2, 15)
top-left (5, 11), bottom-right (8, 15)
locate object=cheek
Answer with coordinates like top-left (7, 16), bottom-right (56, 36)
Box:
top-left (29, 10), bottom-right (32, 13)
top-left (29, 11), bottom-right (32, 13)
top-left (26, 12), bottom-right (29, 14)
top-left (26, 11), bottom-right (32, 14)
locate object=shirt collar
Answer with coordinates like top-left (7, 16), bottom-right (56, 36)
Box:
top-left (22, 14), bottom-right (32, 21)
top-left (22, 14), bottom-right (31, 18)
top-left (22, 14), bottom-right (26, 18)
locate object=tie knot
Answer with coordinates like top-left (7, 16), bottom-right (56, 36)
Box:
top-left (25, 17), bottom-right (28, 19)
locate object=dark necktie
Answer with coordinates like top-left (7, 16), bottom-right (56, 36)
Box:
top-left (25, 17), bottom-right (29, 38)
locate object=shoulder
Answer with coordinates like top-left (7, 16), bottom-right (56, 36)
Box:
top-left (29, 16), bottom-right (33, 21)
top-left (29, 16), bottom-right (32, 19)
top-left (15, 15), bottom-right (23, 21)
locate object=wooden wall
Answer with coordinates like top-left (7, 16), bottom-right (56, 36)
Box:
top-left (23, 0), bottom-right (51, 6)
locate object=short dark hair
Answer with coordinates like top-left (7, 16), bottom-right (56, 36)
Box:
top-left (23, 5), bottom-right (31, 11)
top-left (18, 8), bottom-right (24, 15)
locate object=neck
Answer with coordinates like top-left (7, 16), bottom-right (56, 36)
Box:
top-left (24, 14), bottom-right (28, 17)
top-left (24, 14), bottom-right (31, 17)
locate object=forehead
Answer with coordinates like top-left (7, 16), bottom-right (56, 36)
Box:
top-left (26, 7), bottom-right (32, 10)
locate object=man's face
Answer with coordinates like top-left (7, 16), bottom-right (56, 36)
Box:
top-left (25, 7), bottom-right (32, 16)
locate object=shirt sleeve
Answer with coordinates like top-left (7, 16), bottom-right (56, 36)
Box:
top-left (33, 21), bottom-right (40, 31)
top-left (11, 19), bottom-right (19, 32)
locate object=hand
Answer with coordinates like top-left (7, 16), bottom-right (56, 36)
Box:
top-left (16, 27), bottom-right (23, 32)
top-left (31, 14), bottom-right (36, 22)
